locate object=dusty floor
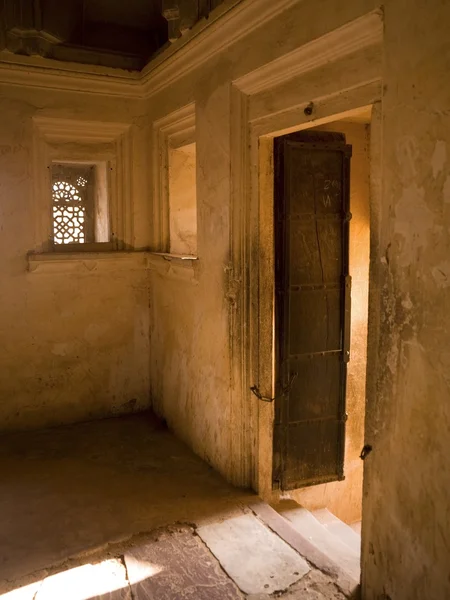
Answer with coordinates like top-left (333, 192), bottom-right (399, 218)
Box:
top-left (0, 413), bottom-right (353, 599)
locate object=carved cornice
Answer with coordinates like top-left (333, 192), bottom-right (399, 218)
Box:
top-left (0, 52), bottom-right (142, 98)
top-left (234, 11), bottom-right (383, 95)
top-left (140, 0), bottom-right (302, 98)
top-left (0, 1), bottom-right (383, 103)
top-left (0, 0), bottom-right (303, 98)
top-left (33, 116), bottom-right (131, 142)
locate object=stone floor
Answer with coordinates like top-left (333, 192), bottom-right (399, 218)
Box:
top-left (0, 413), bottom-right (353, 600)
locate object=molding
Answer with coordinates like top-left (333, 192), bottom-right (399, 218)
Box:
top-left (0, 52), bottom-right (142, 98)
top-left (152, 103), bottom-right (196, 252)
top-left (0, 3), bottom-right (382, 104)
top-left (33, 116), bottom-right (131, 143)
top-left (230, 68), bottom-right (382, 492)
top-left (234, 10), bottom-right (383, 95)
top-left (0, 0), bottom-right (302, 98)
top-left (248, 44), bottom-right (382, 124)
top-left (251, 81), bottom-right (382, 138)
top-left (228, 85), bottom-right (253, 487)
top-left (27, 251), bottom-right (148, 274)
top-left (140, 0), bottom-right (302, 98)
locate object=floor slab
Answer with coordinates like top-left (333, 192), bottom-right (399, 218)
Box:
top-left (125, 526), bottom-right (243, 599)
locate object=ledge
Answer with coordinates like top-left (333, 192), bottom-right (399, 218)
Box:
top-left (27, 251), bottom-right (148, 274)
top-left (146, 252), bottom-right (199, 284)
top-left (27, 251), bottom-right (199, 283)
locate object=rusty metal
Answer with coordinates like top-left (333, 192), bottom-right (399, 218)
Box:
top-left (250, 372), bottom-right (297, 403)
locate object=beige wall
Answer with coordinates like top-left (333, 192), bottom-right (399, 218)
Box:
top-left (1, 0), bottom-right (449, 597)
top-left (291, 120), bottom-right (370, 524)
top-left (0, 85), bottom-right (151, 430)
top-left (145, 1), bottom-right (450, 598)
top-left (363, 1), bottom-right (450, 598)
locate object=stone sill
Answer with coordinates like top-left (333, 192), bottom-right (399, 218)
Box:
top-left (27, 251), bottom-right (148, 274)
top-left (27, 251), bottom-right (199, 283)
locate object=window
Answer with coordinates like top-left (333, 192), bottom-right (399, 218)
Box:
top-left (152, 104), bottom-right (197, 256)
top-left (32, 116), bottom-right (133, 253)
top-left (168, 142), bottom-right (197, 255)
top-left (51, 163), bottom-right (109, 246)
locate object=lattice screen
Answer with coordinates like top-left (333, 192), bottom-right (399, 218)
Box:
top-left (52, 164), bottom-right (94, 245)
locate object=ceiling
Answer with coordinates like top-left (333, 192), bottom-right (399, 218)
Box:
top-left (40, 0), bottom-right (168, 66)
top-left (2, 0), bottom-right (229, 69)
top-left (84, 0), bottom-right (162, 31)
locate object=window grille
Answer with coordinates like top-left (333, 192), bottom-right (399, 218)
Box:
top-left (51, 164), bottom-right (95, 245)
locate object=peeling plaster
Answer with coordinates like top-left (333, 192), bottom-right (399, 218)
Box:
top-left (401, 294), bottom-right (413, 310)
top-left (431, 141), bottom-right (446, 179)
top-left (431, 261), bottom-right (450, 288)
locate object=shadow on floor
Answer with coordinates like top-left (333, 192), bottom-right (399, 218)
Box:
top-left (0, 412), bottom-right (255, 593)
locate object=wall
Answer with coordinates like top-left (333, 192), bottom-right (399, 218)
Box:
top-left (147, 0), bottom-right (378, 484)
top-left (292, 120), bottom-right (370, 524)
top-left (362, 1), bottom-right (450, 599)
top-left (0, 85), bottom-right (151, 431)
top-left (1, 0), bottom-right (449, 596)
top-left (145, 0), bottom-right (450, 598)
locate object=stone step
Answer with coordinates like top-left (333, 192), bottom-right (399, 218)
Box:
top-left (274, 501), bottom-right (360, 582)
top-left (350, 520), bottom-right (362, 535)
top-left (311, 508), bottom-right (361, 555)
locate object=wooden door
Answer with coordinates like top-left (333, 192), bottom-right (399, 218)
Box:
top-left (273, 130), bottom-right (352, 491)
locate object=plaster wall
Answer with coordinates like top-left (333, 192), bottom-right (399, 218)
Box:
top-left (0, 85), bottom-right (151, 430)
top-left (146, 0), bottom-right (450, 597)
top-left (1, 0), bottom-right (449, 595)
top-left (362, 1), bottom-right (450, 599)
top-left (291, 120), bottom-right (370, 525)
top-left (147, 0), bottom-right (378, 484)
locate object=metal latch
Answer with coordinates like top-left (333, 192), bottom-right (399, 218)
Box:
top-left (250, 372), bottom-right (298, 403)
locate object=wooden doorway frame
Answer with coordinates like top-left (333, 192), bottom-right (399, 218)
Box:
top-left (227, 11), bottom-right (383, 495)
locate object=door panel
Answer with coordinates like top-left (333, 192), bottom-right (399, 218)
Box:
top-left (289, 289), bottom-right (342, 354)
top-left (290, 219), bottom-right (343, 284)
top-left (284, 420), bottom-right (342, 488)
top-left (273, 130), bottom-right (351, 491)
top-left (287, 355), bottom-right (342, 422)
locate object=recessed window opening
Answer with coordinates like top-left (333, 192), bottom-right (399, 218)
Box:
top-left (168, 142), bottom-right (197, 256)
top-left (51, 162), bottom-right (110, 246)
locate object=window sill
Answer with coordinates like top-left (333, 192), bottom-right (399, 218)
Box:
top-left (27, 251), bottom-right (199, 283)
top-left (49, 242), bottom-right (115, 253)
top-left (28, 250), bottom-right (148, 274)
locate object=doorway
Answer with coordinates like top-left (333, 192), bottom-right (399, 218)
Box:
top-left (266, 111), bottom-right (372, 524)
